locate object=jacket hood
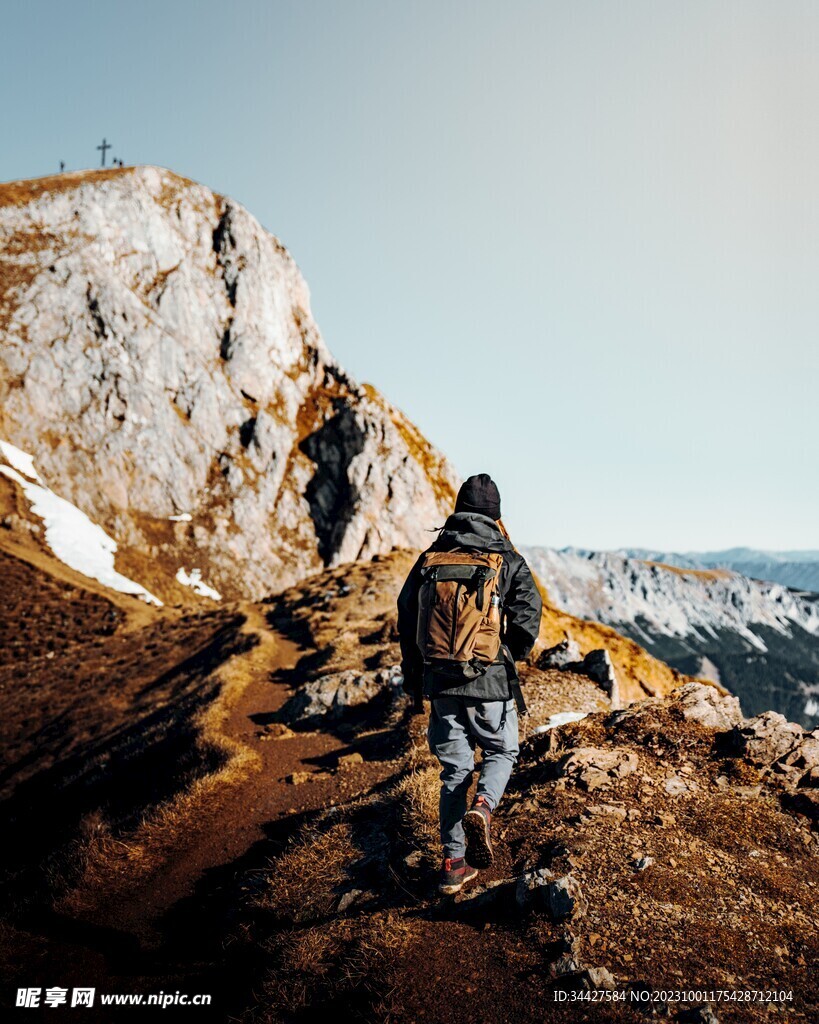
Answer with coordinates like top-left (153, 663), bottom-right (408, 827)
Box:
top-left (433, 512), bottom-right (513, 554)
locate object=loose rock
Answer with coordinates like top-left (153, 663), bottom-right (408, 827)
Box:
top-left (336, 889), bottom-right (363, 913)
top-left (547, 875), bottom-right (587, 921)
top-left (557, 747), bottom-right (638, 791)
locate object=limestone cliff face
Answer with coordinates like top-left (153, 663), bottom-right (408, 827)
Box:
top-left (0, 166), bottom-right (458, 598)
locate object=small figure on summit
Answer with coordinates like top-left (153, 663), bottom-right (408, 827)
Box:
top-left (397, 474), bottom-right (542, 894)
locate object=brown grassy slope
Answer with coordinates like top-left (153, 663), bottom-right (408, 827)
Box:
top-left (1, 541), bottom-right (813, 1022)
top-left (0, 526), bottom-right (254, 917)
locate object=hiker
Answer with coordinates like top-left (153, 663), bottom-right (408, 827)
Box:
top-left (397, 474), bottom-right (542, 894)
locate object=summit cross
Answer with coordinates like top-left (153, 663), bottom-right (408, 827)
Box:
top-left (97, 138), bottom-right (112, 167)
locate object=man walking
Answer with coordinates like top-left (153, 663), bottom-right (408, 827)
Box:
top-left (397, 474), bottom-right (542, 894)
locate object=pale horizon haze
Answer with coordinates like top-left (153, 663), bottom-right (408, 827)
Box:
top-left (1, 1), bottom-right (817, 551)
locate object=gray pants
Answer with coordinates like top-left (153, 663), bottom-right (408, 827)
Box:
top-left (427, 696), bottom-right (519, 859)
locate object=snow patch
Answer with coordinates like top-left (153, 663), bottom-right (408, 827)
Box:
top-left (0, 448), bottom-right (162, 606)
top-left (805, 698), bottom-right (819, 718)
top-left (0, 440), bottom-right (41, 482)
top-left (533, 711), bottom-right (589, 734)
top-left (176, 567), bottom-right (221, 601)
top-left (169, 513), bottom-right (192, 522)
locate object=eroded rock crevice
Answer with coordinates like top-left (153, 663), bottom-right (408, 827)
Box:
top-left (300, 404), bottom-right (367, 565)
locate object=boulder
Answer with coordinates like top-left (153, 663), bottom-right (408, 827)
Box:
top-left (584, 967), bottom-right (617, 990)
top-left (582, 803), bottom-right (627, 823)
top-left (506, 869), bottom-right (587, 922)
top-left (280, 665), bottom-right (403, 722)
top-left (729, 711), bottom-right (804, 766)
top-left (781, 730), bottom-right (819, 774)
top-left (549, 953), bottom-right (583, 978)
top-left (672, 683), bottom-right (743, 731)
top-left (565, 649), bottom-right (621, 709)
top-left (664, 775), bottom-right (690, 796)
top-left (557, 747), bottom-right (638, 791)
top-left (536, 635), bottom-right (582, 670)
top-left (336, 889), bottom-right (363, 913)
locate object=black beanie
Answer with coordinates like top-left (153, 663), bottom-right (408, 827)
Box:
top-left (454, 473), bottom-right (501, 520)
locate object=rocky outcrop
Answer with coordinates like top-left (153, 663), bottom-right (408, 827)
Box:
top-left (728, 711), bottom-right (807, 767)
top-left (536, 635), bottom-right (583, 669)
top-left (0, 167), bottom-right (458, 599)
top-left (279, 665), bottom-right (404, 723)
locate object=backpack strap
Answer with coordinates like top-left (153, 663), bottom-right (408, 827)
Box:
top-left (509, 678), bottom-right (528, 716)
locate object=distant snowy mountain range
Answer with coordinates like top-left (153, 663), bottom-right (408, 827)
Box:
top-left (624, 547), bottom-right (819, 593)
top-left (523, 546), bottom-right (819, 728)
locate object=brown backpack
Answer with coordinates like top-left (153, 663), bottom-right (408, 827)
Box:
top-left (415, 551), bottom-right (504, 679)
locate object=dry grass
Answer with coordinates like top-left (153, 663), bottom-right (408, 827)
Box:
top-left (0, 167), bottom-right (132, 207)
top-left (58, 607), bottom-right (274, 911)
top-left (0, 166), bottom-right (203, 209)
top-left (252, 911), bottom-right (411, 1022)
top-left (260, 820), bottom-right (357, 923)
top-left (335, 910), bottom-right (412, 1009)
top-left (392, 744), bottom-right (440, 861)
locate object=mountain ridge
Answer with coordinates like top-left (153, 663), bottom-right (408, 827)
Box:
top-left (623, 546), bottom-right (819, 593)
top-left (524, 545), bottom-right (819, 727)
top-left (0, 165), bottom-right (458, 600)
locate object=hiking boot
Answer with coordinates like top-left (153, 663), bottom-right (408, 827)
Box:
top-left (438, 857), bottom-right (478, 895)
top-left (463, 795), bottom-right (493, 868)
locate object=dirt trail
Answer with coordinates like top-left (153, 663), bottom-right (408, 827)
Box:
top-left (86, 603), bottom-right (399, 949)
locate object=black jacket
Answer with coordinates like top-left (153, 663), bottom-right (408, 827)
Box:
top-left (396, 512), bottom-right (543, 702)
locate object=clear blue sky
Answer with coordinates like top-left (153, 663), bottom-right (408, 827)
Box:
top-left (2, 1), bottom-right (817, 551)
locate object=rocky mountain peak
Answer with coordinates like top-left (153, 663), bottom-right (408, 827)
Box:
top-left (0, 166), bottom-right (458, 599)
